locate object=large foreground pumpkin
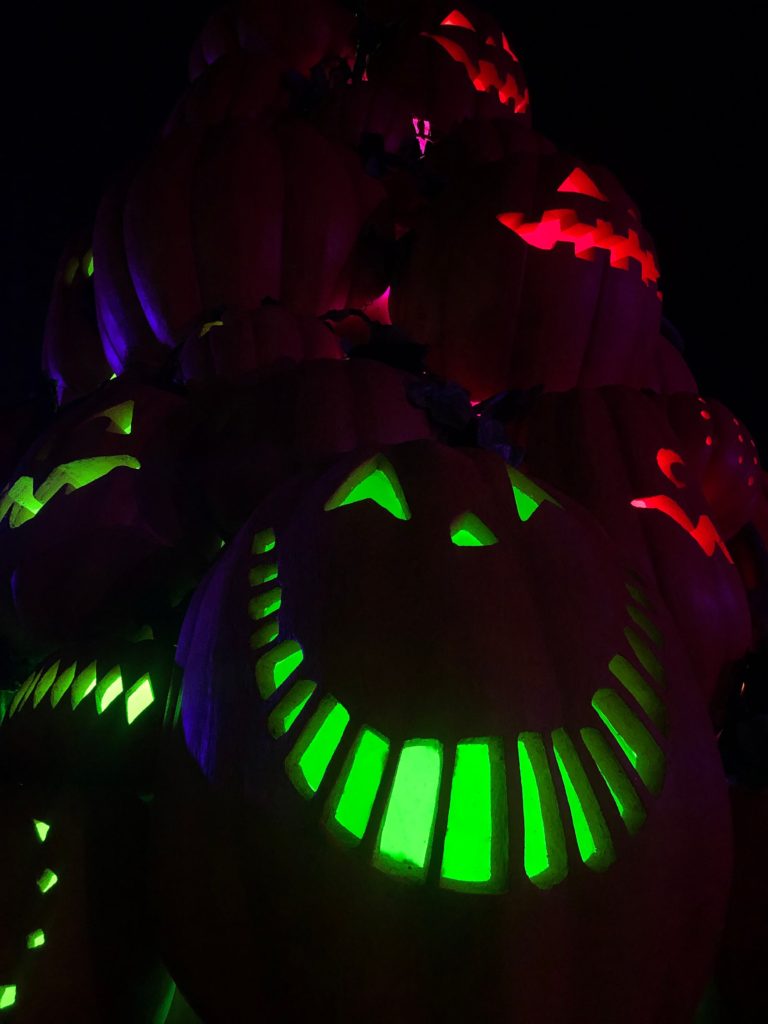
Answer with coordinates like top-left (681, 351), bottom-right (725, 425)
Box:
top-left (161, 441), bottom-right (730, 1023)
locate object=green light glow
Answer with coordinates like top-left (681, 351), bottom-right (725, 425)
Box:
top-left (95, 666), bottom-right (123, 714)
top-left (251, 528), bottom-right (276, 554)
top-left (9, 670), bottom-right (40, 716)
top-left (249, 562), bottom-right (278, 586)
top-left (32, 661), bottom-right (61, 708)
top-left (33, 819), bottom-right (50, 843)
top-left (125, 675), bottom-right (154, 724)
top-left (50, 662), bottom-right (77, 708)
top-left (83, 249), bottom-right (94, 277)
top-left (0, 476), bottom-right (42, 528)
top-left (254, 641), bottom-right (303, 699)
top-left (64, 255), bottom-right (80, 284)
top-left (99, 400), bottom-right (134, 435)
top-left (267, 679), bottom-right (317, 738)
top-left (374, 740), bottom-right (443, 881)
top-left (71, 662), bottom-right (98, 709)
top-left (609, 655), bottom-right (667, 731)
top-left (626, 604), bottom-right (663, 647)
top-left (449, 512), bottom-right (498, 547)
top-left (324, 454), bottom-right (411, 521)
top-left (507, 467), bottom-right (562, 522)
top-left (552, 729), bottom-right (615, 872)
top-left (592, 689), bottom-right (665, 795)
top-left (248, 587), bottom-right (282, 621)
top-left (250, 617), bottom-right (279, 650)
top-left (624, 628), bottom-right (665, 687)
top-left (26, 930), bottom-right (45, 949)
top-left (625, 582), bottom-right (648, 608)
top-left (326, 728), bottom-right (390, 844)
top-left (518, 733), bottom-right (567, 889)
top-left (285, 696), bottom-right (350, 798)
top-left (37, 869), bottom-right (58, 894)
top-left (580, 728), bottom-right (646, 835)
top-left (109, 373), bottom-right (117, 380)
top-left (0, 986), bottom-right (16, 1010)
top-left (441, 738), bottom-right (508, 891)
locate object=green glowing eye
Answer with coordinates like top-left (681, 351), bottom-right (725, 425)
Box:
top-left (609, 655), bottom-right (667, 731)
top-left (580, 728), bottom-right (646, 835)
top-left (125, 675), bottom-right (154, 725)
top-left (552, 729), bottom-right (615, 872)
top-left (449, 512), bottom-right (498, 547)
top-left (591, 689), bottom-right (665, 796)
top-left (254, 641), bottom-right (303, 699)
top-left (98, 400), bottom-right (134, 435)
top-left (440, 738), bottom-right (508, 892)
top-left (33, 820), bottom-right (50, 843)
top-left (285, 696), bottom-right (350, 799)
top-left (517, 732), bottom-right (567, 889)
top-left (324, 455), bottom-right (411, 521)
top-left (326, 727), bottom-right (390, 845)
top-left (37, 869), bottom-right (58, 894)
top-left (26, 929), bottom-right (45, 949)
top-left (374, 740), bottom-right (442, 881)
top-left (95, 666), bottom-right (123, 714)
top-left (507, 467), bottom-right (562, 522)
top-left (0, 985), bottom-right (17, 1010)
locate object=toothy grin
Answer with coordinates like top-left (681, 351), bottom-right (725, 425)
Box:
top-left (245, 526), bottom-right (668, 895)
top-left (422, 33), bottom-right (530, 114)
top-left (497, 209), bottom-right (660, 285)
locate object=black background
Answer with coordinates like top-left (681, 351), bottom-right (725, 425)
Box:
top-left (3, 5), bottom-right (759, 437)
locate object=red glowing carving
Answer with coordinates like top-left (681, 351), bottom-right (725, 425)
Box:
top-left (706, 436), bottom-right (713, 446)
top-left (423, 34), bottom-right (530, 113)
top-left (557, 169), bottom-right (608, 202)
top-left (700, 409), bottom-right (712, 420)
top-left (501, 33), bottom-right (519, 61)
top-left (485, 35), bottom-right (495, 45)
top-left (631, 448), bottom-right (733, 563)
top-left (440, 9), bottom-right (475, 29)
top-left (496, 210), bottom-right (660, 285)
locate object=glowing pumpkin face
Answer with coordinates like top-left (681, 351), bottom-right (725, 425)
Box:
top-left (422, 7), bottom-right (529, 114)
top-left (175, 441), bottom-right (729, 1021)
top-left (0, 379), bottom-right (214, 651)
top-left (390, 146), bottom-right (663, 399)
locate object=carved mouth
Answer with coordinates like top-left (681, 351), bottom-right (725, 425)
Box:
top-left (497, 209), bottom-right (660, 286)
top-left (245, 526), bottom-right (668, 895)
top-left (422, 33), bottom-right (530, 114)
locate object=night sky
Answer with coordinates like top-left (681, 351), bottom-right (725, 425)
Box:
top-left (3, 4), bottom-right (760, 438)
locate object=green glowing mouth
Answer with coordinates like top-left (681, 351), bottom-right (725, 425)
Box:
top-left (246, 528), bottom-right (667, 895)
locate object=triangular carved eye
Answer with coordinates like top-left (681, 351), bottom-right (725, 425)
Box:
top-left (507, 467), bottom-right (562, 522)
top-left (441, 9), bottom-right (476, 30)
top-left (450, 511), bottom-right (498, 547)
top-left (557, 168), bottom-right (608, 202)
top-left (325, 455), bottom-right (411, 521)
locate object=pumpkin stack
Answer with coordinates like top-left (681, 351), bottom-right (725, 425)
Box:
top-left (0, 1), bottom-right (763, 1021)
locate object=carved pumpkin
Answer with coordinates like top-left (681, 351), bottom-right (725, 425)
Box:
top-left (507, 387), bottom-right (751, 704)
top-left (41, 232), bottom-right (112, 406)
top-left (389, 140), bottom-right (667, 399)
top-left (0, 378), bottom-right (215, 654)
top-left (163, 440), bottom-right (730, 1023)
top-left (93, 116), bottom-right (385, 374)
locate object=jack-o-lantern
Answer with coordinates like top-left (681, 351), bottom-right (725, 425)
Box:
top-left (93, 114), bottom-right (385, 374)
top-left (0, 377), bottom-right (216, 654)
top-left (42, 232), bottom-right (112, 405)
top-left (315, 4), bottom-right (529, 160)
top-left (163, 440), bottom-right (730, 1023)
top-left (507, 387), bottom-right (751, 705)
top-left (389, 141), bottom-right (667, 399)
top-left (663, 393), bottom-right (760, 539)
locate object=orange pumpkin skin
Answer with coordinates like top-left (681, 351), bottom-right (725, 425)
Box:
top-left (163, 441), bottom-right (730, 1023)
top-left (389, 138), bottom-right (666, 400)
top-left (507, 387), bottom-right (751, 706)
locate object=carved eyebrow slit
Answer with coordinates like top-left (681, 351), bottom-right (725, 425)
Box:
top-left (557, 168), bottom-right (609, 201)
top-left (507, 467), bottom-right (562, 522)
top-left (440, 9), bottom-right (475, 29)
top-left (324, 455), bottom-right (411, 521)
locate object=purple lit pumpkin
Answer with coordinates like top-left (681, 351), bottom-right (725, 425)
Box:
top-left (155, 440), bottom-right (730, 1024)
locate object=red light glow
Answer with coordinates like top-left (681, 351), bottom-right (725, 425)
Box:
top-left (557, 169), bottom-right (608, 202)
top-left (700, 409), bottom-right (712, 420)
top-left (440, 9), bottom-right (476, 29)
top-left (497, 209), bottom-right (660, 285)
top-left (657, 448), bottom-right (686, 488)
top-left (501, 33), bottom-right (519, 61)
top-left (423, 34), bottom-right (530, 112)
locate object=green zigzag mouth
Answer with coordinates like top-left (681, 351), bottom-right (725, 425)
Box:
top-left (246, 527), bottom-right (667, 895)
